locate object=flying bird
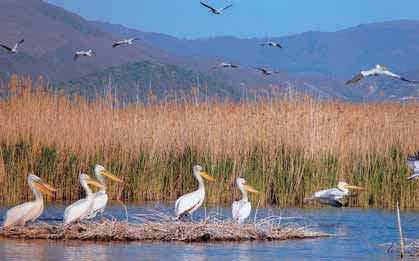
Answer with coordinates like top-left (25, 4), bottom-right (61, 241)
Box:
top-left (254, 67), bottom-right (279, 76)
top-left (174, 165), bottom-right (215, 219)
top-left (407, 154), bottom-right (419, 181)
top-left (261, 41), bottom-right (282, 48)
top-left (346, 65), bottom-right (419, 85)
top-left (63, 174), bottom-right (105, 224)
top-left (232, 177), bottom-right (258, 224)
top-left (0, 39), bottom-right (24, 54)
top-left (212, 62), bottom-right (239, 69)
top-left (112, 38), bottom-right (139, 48)
top-left (200, 2), bottom-right (233, 14)
top-left (304, 182), bottom-right (364, 208)
top-left (4, 174), bottom-right (56, 227)
top-left (87, 165), bottom-right (123, 219)
top-left (74, 49), bottom-right (96, 60)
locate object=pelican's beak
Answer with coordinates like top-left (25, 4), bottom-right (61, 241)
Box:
top-left (101, 170), bottom-right (123, 183)
top-left (199, 172), bottom-right (215, 181)
top-left (344, 184), bottom-right (365, 190)
top-left (243, 184), bottom-right (259, 193)
top-left (34, 181), bottom-right (57, 197)
top-left (87, 180), bottom-right (106, 189)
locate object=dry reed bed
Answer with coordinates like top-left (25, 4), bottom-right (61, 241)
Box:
top-left (1, 76), bottom-right (419, 208)
top-left (0, 220), bottom-right (327, 242)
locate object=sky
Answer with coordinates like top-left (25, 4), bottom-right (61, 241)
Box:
top-left (46, 0), bottom-right (419, 39)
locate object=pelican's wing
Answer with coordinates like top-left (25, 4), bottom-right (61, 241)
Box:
top-left (87, 192), bottom-right (108, 219)
top-left (174, 190), bottom-right (203, 217)
top-left (408, 173), bottom-right (419, 181)
top-left (64, 198), bottom-right (90, 224)
top-left (200, 2), bottom-right (217, 12)
top-left (231, 64), bottom-right (239, 68)
top-left (346, 73), bottom-right (364, 84)
top-left (255, 67), bottom-right (267, 74)
top-left (73, 53), bottom-right (80, 60)
top-left (232, 201), bottom-right (240, 220)
top-left (220, 4), bottom-right (233, 11)
top-left (14, 39), bottom-right (24, 49)
top-left (407, 154), bottom-right (419, 170)
top-left (0, 44), bottom-right (12, 52)
top-left (3, 202), bottom-right (37, 226)
top-left (315, 197), bottom-right (344, 208)
top-left (112, 42), bottom-right (121, 48)
top-left (381, 70), bottom-right (419, 83)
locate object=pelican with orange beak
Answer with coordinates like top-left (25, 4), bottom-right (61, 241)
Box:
top-left (64, 174), bottom-right (106, 224)
top-left (87, 164), bottom-right (123, 218)
top-left (3, 174), bottom-right (56, 227)
top-left (174, 165), bottom-right (215, 219)
top-left (304, 182), bottom-right (365, 208)
top-left (232, 177), bottom-right (259, 223)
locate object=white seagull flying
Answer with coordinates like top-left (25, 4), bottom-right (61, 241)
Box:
top-left (261, 41), bottom-right (282, 48)
top-left (254, 67), bottom-right (279, 76)
top-left (74, 49), bottom-right (96, 60)
top-left (304, 182), bottom-right (364, 208)
top-left (174, 165), bottom-right (215, 219)
top-left (232, 177), bottom-right (258, 224)
top-left (346, 65), bottom-right (419, 85)
top-left (407, 154), bottom-right (419, 181)
top-left (0, 39), bottom-right (24, 54)
top-left (212, 62), bottom-right (239, 69)
top-left (200, 2), bottom-right (233, 14)
top-left (112, 38), bottom-right (139, 48)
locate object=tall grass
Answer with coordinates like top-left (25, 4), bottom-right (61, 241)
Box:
top-left (1, 75), bottom-right (419, 209)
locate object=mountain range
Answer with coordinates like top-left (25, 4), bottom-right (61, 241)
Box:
top-left (1, 0), bottom-right (419, 102)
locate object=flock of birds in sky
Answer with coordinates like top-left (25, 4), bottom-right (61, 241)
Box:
top-left (1, 1), bottom-right (419, 85)
top-left (2, 2), bottom-right (419, 227)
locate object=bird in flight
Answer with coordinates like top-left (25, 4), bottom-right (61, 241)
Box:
top-left (200, 2), bottom-right (233, 14)
top-left (212, 62), bottom-right (239, 69)
top-left (74, 49), bottom-right (96, 60)
top-left (346, 65), bottom-right (419, 85)
top-left (254, 67), bottom-right (279, 76)
top-left (261, 41), bottom-right (282, 48)
top-left (112, 38), bottom-right (139, 48)
top-left (0, 39), bottom-right (24, 54)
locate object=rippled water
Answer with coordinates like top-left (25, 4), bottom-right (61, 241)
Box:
top-left (0, 203), bottom-right (418, 260)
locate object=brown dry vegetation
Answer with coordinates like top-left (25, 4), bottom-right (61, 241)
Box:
top-left (0, 75), bottom-right (419, 208)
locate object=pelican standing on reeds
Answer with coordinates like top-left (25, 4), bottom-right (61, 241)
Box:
top-left (87, 165), bottom-right (123, 219)
top-left (64, 174), bottom-right (105, 224)
top-left (304, 182), bottom-right (364, 208)
top-left (174, 165), bottom-right (215, 219)
top-left (3, 174), bottom-right (56, 227)
top-left (232, 177), bottom-right (258, 224)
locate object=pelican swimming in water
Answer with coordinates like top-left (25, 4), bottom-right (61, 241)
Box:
top-left (407, 154), bottom-right (419, 181)
top-left (346, 65), bottom-right (419, 84)
top-left (232, 177), bottom-right (258, 224)
top-left (200, 2), bottom-right (233, 15)
top-left (87, 165), bottom-right (123, 219)
top-left (174, 165), bottom-right (215, 219)
top-left (4, 174), bottom-right (56, 227)
top-left (304, 182), bottom-right (364, 208)
top-left (64, 174), bottom-right (105, 224)
top-left (0, 39), bottom-right (24, 54)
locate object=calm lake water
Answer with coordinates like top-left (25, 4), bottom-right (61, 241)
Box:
top-left (0, 203), bottom-right (418, 260)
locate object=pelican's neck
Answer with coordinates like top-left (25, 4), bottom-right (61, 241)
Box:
top-left (194, 172), bottom-right (205, 190)
top-left (28, 179), bottom-right (43, 203)
top-left (95, 171), bottom-right (106, 192)
top-left (81, 180), bottom-right (93, 197)
top-left (239, 184), bottom-right (249, 202)
top-left (338, 185), bottom-right (349, 194)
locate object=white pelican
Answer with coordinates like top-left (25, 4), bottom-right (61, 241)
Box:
top-left (73, 49), bottom-right (96, 60)
top-left (232, 177), bottom-right (258, 224)
top-left (254, 67), bottom-right (279, 76)
top-left (112, 38), bottom-right (139, 48)
top-left (407, 154), bottom-right (419, 181)
top-left (200, 2), bottom-right (233, 15)
top-left (63, 174), bottom-right (105, 224)
top-left (3, 174), bottom-right (56, 227)
top-left (304, 182), bottom-right (364, 208)
top-left (261, 41), bottom-right (282, 48)
top-left (212, 62), bottom-right (239, 69)
top-left (346, 65), bottom-right (419, 84)
top-left (0, 39), bottom-right (24, 54)
top-left (174, 165), bottom-right (215, 219)
top-left (87, 165), bottom-right (123, 219)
